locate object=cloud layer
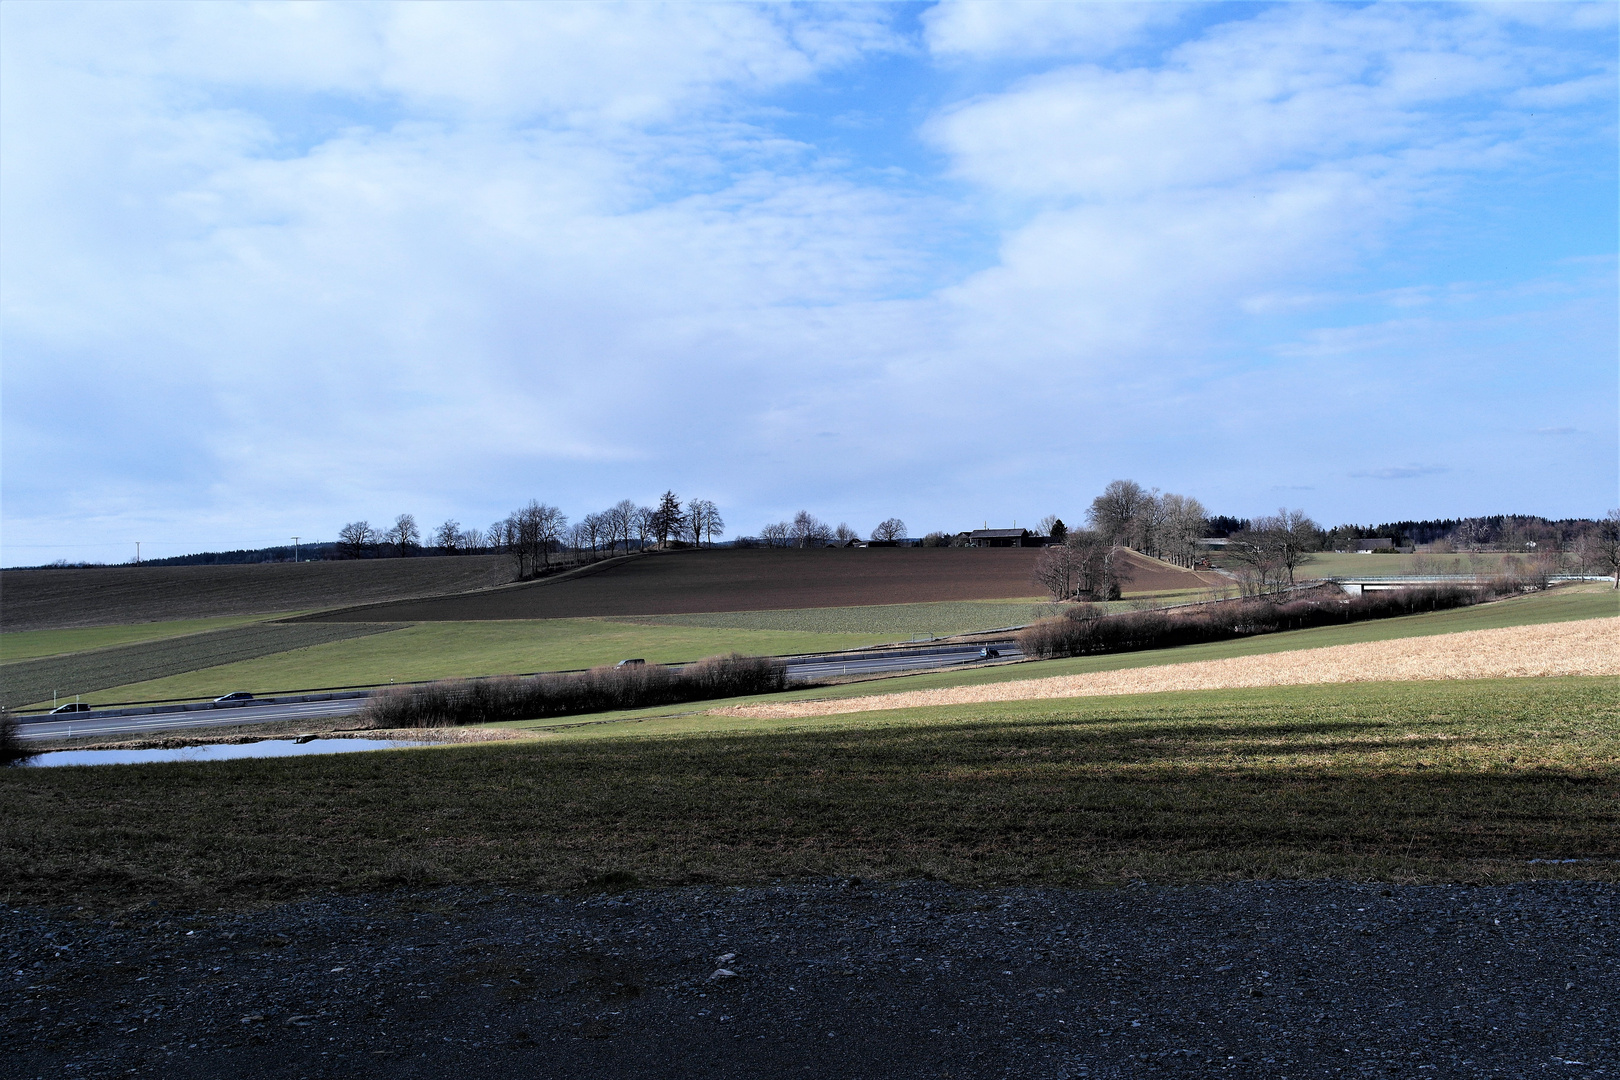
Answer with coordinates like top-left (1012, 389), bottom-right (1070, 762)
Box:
top-left (2, 2), bottom-right (1614, 562)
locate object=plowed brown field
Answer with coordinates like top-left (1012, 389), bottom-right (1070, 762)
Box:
top-left (308, 547), bottom-right (1217, 622)
top-left (0, 556), bottom-right (515, 632)
top-left (717, 617), bottom-right (1620, 719)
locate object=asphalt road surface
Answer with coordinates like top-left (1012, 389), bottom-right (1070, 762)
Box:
top-left (13, 699), bottom-right (369, 742)
top-left (13, 644), bottom-right (1021, 741)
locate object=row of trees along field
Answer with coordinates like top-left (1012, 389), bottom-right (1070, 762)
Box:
top-left (736, 513), bottom-right (908, 548)
top-left (336, 491), bottom-right (723, 579)
top-left (1031, 479), bottom-right (1620, 601)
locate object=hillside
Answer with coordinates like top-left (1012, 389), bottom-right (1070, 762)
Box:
top-left (0, 556), bottom-right (515, 632)
top-left (305, 546), bottom-right (1219, 623)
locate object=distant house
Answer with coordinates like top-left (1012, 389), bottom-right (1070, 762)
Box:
top-left (967, 528), bottom-right (1032, 548)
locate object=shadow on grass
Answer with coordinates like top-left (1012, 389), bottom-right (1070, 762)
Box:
top-left (1, 679), bottom-right (1615, 909)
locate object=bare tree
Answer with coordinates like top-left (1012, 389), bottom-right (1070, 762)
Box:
top-left (791, 510), bottom-right (832, 548)
top-left (1038, 514), bottom-right (1059, 537)
top-left (1134, 489), bottom-right (1167, 556)
top-left (606, 499), bottom-right (637, 553)
top-left (384, 514), bottom-right (420, 555)
top-left (1065, 530), bottom-right (1131, 600)
top-left (870, 517), bottom-right (906, 543)
top-left (684, 498), bottom-right (719, 547)
top-left (1159, 493), bottom-right (1208, 567)
top-left (337, 520), bottom-right (376, 558)
top-left (582, 512), bottom-right (605, 557)
top-left (458, 527), bottom-right (484, 554)
top-left (633, 506), bottom-right (655, 551)
top-left (834, 522), bottom-right (859, 545)
top-left (1228, 508), bottom-right (1320, 591)
top-left (696, 501), bottom-right (725, 546)
top-left (432, 519), bottom-right (462, 553)
top-left (1598, 509), bottom-right (1620, 588)
top-left (760, 522), bottom-right (789, 547)
top-left (1032, 544), bottom-right (1083, 601)
top-left (1087, 479), bottom-right (1149, 547)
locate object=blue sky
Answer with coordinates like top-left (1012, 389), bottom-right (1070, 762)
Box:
top-left (1, 1), bottom-right (1614, 564)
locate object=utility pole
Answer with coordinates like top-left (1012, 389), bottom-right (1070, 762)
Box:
top-left (135, 541), bottom-right (141, 565)
top-left (292, 536), bottom-right (300, 563)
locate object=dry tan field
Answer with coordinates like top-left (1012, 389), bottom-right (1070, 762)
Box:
top-left (718, 616), bottom-right (1620, 719)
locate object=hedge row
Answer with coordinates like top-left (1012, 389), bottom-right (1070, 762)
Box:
top-left (360, 652), bottom-right (790, 727)
top-left (1016, 582), bottom-right (1514, 660)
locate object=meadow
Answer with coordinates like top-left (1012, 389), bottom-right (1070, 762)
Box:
top-left (2, 676), bottom-right (1612, 910)
top-left (14, 618), bottom-right (898, 708)
top-left (496, 583), bottom-right (1619, 737)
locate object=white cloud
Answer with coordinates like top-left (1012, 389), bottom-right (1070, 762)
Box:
top-left (0, 2), bottom-right (1613, 560)
top-left (923, 1), bottom-right (1186, 60)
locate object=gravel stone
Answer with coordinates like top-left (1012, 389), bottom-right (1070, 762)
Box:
top-left (2, 879), bottom-right (1613, 1078)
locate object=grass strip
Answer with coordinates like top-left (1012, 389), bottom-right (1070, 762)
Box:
top-left (3, 623), bottom-right (406, 710)
top-left (2, 677), bottom-right (1613, 909)
top-left (0, 613), bottom-right (297, 663)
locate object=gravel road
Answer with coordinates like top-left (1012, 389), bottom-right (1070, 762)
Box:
top-left (4, 880), bottom-right (1613, 1079)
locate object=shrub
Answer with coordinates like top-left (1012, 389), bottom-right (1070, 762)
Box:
top-left (0, 710), bottom-right (29, 766)
top-left (1017, 583), bottom-right (1494, 660)
top-left (361, 652), bottom-right (790, 728)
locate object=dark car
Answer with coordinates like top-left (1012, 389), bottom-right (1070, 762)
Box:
top-left (213, 692), bottom-right (255, 703)
top-left (614, 659), bottom-right (646, 669)
top-left (49, 702), bottom-right (93, 714)
top-left (977, 647), bottom-right (1001, 660)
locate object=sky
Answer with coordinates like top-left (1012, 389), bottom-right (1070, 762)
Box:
top-left (1, 1), bottom-right (1615, 564)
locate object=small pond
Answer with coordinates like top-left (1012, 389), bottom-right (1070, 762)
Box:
top-left (14, 738), bottom-right (428, 768)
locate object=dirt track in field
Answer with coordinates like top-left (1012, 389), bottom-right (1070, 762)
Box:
top-left (717, 616), bottom-right (1620, 719)
top-left (308, 548), bottom-right (1221, 622)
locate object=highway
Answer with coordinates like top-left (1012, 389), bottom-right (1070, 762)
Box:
top-left (13, 642), bottom-right (1022, 742)
top-left (14, 698), bottom-right (372, 742)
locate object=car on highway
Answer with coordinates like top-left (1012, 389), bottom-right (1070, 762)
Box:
top-left (614, 659), bottom-right (646, 668)
top-left (49, 702), bottom-right (93, 714)
top-left (977, 647), bottom-right (1001, 660)
top-left (213, 692), bottom-right (255, 703)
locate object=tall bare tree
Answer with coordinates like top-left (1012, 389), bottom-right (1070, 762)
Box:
top-left (1598, 509), bottom-right (1620, 588)
top-left (432, 519), bottom-right (461, 553)
top-left (1087, 479), bottom-right (1149, 547)
top-left (582, 512), bottom-right (605, 557)
top-left (1229, 508), bottom-right (1320, 591)
top-left (1159, 493), bottom-right (1208, 567)
top-left (385, 514), bottom-right (420, 554)
top-left (870, 517), bottom-right (906, 542)
top-left (696, 501), bottom-right (725, 546)
top-left (606, 499), bottom-right (637, 553)
top-left (761, 522), bottom-right (789, 547)
top-left (791, 510), bottom-right (832, 548)
top-left (1065, 530), bottom-right (1131, 600)
top-left (834, 522), bottom-right (859, 545)
top-left (633, 506), bottom-right (654, 551)
top-left (1031, 544), bottom-right (1083, 601)
top-left (337, 521), bottom-right (376, 558)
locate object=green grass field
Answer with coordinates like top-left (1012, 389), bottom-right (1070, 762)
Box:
top-left (495, 583), bottom-right (1619, 736)
top-left (35, 619), bottom-right (902, 706)
top-left (1289, 550), bottom-right (1514, 578)
top-left (0, 613), bottom-right (295, 663)
top-left (3, 677), bottom-right (1612, 909)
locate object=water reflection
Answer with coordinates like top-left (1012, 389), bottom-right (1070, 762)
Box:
top-left (16, 738), bottom-right (427, 767)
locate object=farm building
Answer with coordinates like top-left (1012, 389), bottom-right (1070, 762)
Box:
top-left (967, 528), bottom-right (1033, 548)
